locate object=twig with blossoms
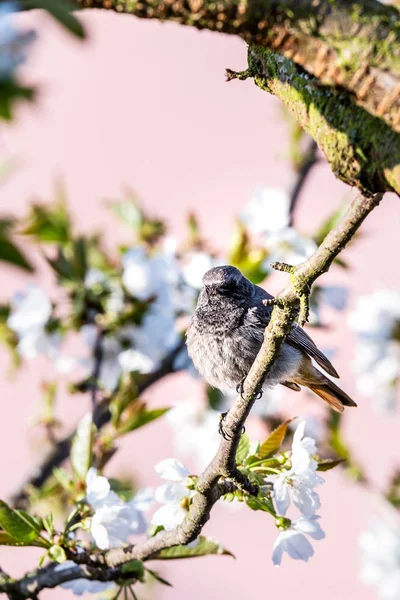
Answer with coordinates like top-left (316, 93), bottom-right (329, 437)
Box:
top-left (10, 340), bottom-right (185, 510)
top-left (0, 191), bottom-right (385, 597)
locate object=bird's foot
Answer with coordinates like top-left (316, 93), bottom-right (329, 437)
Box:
top-left (218, 412), bottom-right (233, 440)
top-left (236, 380), bottom-right (263, 400)
top-left (236, 380), bottom-right (246, 399)
top-left (218, 411), bottom-right (245, 440)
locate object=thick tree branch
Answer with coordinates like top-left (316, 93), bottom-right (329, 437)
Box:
top-left (0, 191), bottom-right (384, 597)
top-left (74, 0), bottom-right (400, 196)
top-left (75, 0), bottom-right (400, 134)
top-left (9, 341), bottom-right (185, 509)
top-left (229, 50), bottom-right (400, 197)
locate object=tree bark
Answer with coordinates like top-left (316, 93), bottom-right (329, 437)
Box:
top-left (77, 0), bottom-right (400, 133)
top-left (75, 0), bottom-right (400, 196)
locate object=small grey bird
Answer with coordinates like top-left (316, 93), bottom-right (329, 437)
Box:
top-left (186, 265), bottom-right (356, 413)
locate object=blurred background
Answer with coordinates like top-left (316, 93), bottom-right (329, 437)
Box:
top-left (1, 8), bottom-right (400, 600)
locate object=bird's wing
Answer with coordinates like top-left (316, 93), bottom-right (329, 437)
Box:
top-left (250, 285), bottom-right (339, 378)
top-left (288, 324), bottom-right (339, 378)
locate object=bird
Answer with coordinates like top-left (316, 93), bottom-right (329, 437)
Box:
top-left (186, 265), bottom-right (356, 413)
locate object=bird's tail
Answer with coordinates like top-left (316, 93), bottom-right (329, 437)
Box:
top-left (291, 359), bottom-right (357, 413)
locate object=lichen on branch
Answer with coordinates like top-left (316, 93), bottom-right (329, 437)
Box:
top-left (245, 48), bottom-right (400, 197)
top-left (75, 0), bottom-right (400, 133)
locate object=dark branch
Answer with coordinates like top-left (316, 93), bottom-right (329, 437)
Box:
top-left (9, 341), bottom-right (185, 509)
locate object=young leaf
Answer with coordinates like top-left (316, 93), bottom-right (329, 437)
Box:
top-left (0, 219), bottom-right (33, 272)
top-left (154, 536), bottom-right (234, 560)
top-left (317, 458), bottom-right (345, 472)
top-left (245, 494), bottom-right (275, 516)
top-left (146, 568), bottom-right (173, 587)
top-left (258, 420), bottom-right (292, 459)
top-left (21, 0), bottom-right (86, 39)
top-left (53, 467), bottom-right (75, 493)
top-left (21, 199), bottom-right (71, 244)
top-left (0, 531), bottom-right (46, 547)
top-left (120, 559), bottom-right (145, 580)
top-left (236, 433), bottom-right (251, 464)
top-left (0, 501), bottom-right (41, 543)
top-left (48, 545), bottom-right (67, 563)
top-left (71, 413), bottom-right (93, 481)
top-left (117, 407), bottom-right (169, 436)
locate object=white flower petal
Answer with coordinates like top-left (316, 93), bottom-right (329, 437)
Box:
top-left (131, 487), bottom-right (153, 512)
top-left (155, 458), bottom-right (190, 481)
top-left (151, 503), bottom-right (187, 530)
top-left (155, 482), bottom-right (188, 505)
top-left (294, 515), bottom-right (325, 540)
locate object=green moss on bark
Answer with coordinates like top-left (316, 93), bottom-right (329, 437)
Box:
top-left (248, 46), bottom-right (400, 196)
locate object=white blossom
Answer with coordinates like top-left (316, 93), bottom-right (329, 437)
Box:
top-left (240, 186), bottom-right (291, 234)
top-left (272, 515), bottom-right (325, 566)
top-left (272, 421), bottom-right (324, 517)
top-left (86, 468), bottom-right (152, 550)
top-left (55, 561), bottom-right (116, 597)
top-left (166, 402), bottom-right (221, 470)
top-left (360, 519), bottom-right (400, 599)
top-left (182, 252), bottom-right (218, 290)
top-left (264, 228), bottom-right (317, 269)
top-left (152, 459), bottom-right (195, 531)
top-left (7, 285), bottom-right (60, 360)
top-left (349, 290), bottom-right (400, 411)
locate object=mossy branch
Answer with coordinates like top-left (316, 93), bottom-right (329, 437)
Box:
top-left (75, 0), bottom-right (400, 134)
top-left (245, 48), bottom-right (400, 196)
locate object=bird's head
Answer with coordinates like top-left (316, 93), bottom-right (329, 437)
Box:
top-left (198, 265), bottom-right (253, 306)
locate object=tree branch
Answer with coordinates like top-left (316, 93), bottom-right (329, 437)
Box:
top-left (9, 341), bottom-right (185, 509)
top-left (1, 193), bottom-right (384, 596)
top-left (105, 191), bottom-right (384, 567)
top-left (75, 0), bottom-right (400, 134)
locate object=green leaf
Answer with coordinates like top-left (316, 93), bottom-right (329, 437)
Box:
top-left (0, 501), bottom-right (41, 543)
top-left (317, 458), bottom-right (345, 472)
top-left (0, 220), bottom-right (34, 272)
top-left (71, 413), bottom-right (93, 481)
top-left (117, 406), bottom-right (169, 436)
top-left (154, 536), bottom-right (234, 560)
top-left (21, 0), bottom-right (86, 39)
top-left (108, 198), bottom-right (142, 229)
top-left (48, 545), bottom-right (67, 563)
top-left (236, 433), bottom-right (251, 464)
top-left (258, 420), bottom-right (292, 459)
top-left (245, 493), bottom-right (275, 516)
top-left (0, 531), bottom-right (46, 547)
top-left (71, 237), bottom-right (88, 281)
top-left (53, 467), bottom-right (75, 492)
top-left (312, 206), bottom-right (346, 247)
top-left (22, 198), bottom-right (71, 245)
top-left (0, 80), bottom-right (35, 121)
top-left (146, 568), bottom-right (173, 587)
top-left (121, 560), bottom-right (145, 580)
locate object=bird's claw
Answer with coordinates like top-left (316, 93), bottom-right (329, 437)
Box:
top-left (218, 412), bottom-right (232, 440)
top-left (218, 411), bottom-right (245, 440)
top-left (236, 380), bottom-right (245, 399)
top-left (236, 381), bottom-right (263, 401)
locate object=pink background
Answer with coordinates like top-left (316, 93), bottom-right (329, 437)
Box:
top-left (0, 10), bottom-right (399, 599)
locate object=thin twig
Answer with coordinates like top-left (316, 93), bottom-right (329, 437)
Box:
top-left (90, 327), bottom-right (104, 413)
top-left (288, 137), bottom-right (319, 224)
